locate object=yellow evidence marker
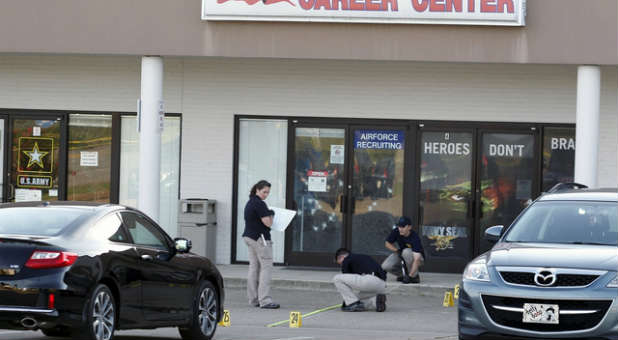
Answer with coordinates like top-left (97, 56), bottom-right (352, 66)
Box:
top-left (218, 310), bottom-right (231, 327)
top-left (454, 284), bottom-right (460, 300)
top-left (443, 291), bottom-right (455, 307)
top-left (289, 311), bottom-right (302, 328)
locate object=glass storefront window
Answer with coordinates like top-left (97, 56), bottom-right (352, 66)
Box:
top-left (11, 118), bottom-right (61, 202)
top-left (235, 119), bottom-right (287, 263)
top-left (542, 127), bottom-right (575, 191)
top-left (67, 114), bottom-right (112, 202)
top-left (119, 116), bottom-right (181, 237)
top-left (351, 129), bottom-right (405, 255)
top-left (419, 131), bottom-right (473, 260)
top-left (291, 128), bottom-right (345, 254)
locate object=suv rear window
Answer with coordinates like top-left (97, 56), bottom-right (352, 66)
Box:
top-left (0, 207), bottom-right (88, 236)
top-left (504, 201), bottom-right (617, 246)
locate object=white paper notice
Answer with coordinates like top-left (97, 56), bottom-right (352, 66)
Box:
top-left (15, 189), bottom-right (42, 202)
top-left (307, 174), bottom-right (327, 192)
top-left (80, 151), bottom-right (98, 167)
top-left (269, 207), bottom-right (297, 232)
top-left (33, 127), bottom-right (41, 136)
top-left (330, 145), bottom-right (344, 164)
top-left (48, 189), bottom-right (58, 197)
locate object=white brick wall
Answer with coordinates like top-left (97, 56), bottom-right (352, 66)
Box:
top-left (0, 55), bottom-right (616, 264)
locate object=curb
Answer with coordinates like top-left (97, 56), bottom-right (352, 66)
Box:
top-left (223, 277), bottom-right (454, 298)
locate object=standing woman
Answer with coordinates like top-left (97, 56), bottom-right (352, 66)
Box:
top-left (243, 180), bottom-right (280, 309)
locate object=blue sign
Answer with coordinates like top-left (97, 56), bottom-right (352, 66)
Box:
top-left (354, 130), bottom-right (404, 150)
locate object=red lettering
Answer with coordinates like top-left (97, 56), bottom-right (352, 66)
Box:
top-left (383, 0), bottom-right (397, 11)
top-left (349, 0), bottom-right (363, 10)
top-left (497, 0), bottom-right (514, 13)
top-left (467, 0), bottom-right (474, 12)
top-left (299, 0), bottom-right (314, 9)
top-left (447, 0), bottom-right (462, 12)
top-left (481, 0), bottom-right (496, 12)
top-left (412, 0), bottom-right (428, 11)
top-left (429, 0), bottom-right (445, 11)
top-left (314, 0), bottom-right (331, 9)
top-left (366, 0), bottom-right (380, 10)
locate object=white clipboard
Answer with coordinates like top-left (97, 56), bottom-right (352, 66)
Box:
top-left (269, 207), bottom-right (297, 232)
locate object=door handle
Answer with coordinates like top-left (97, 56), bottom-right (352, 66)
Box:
top-left (351, 196), bottom-right (355, 214)
top-left (141, 254), bottom-right (154, 261)
top-left (466, 199), bottom-right (474, 218)
top-left (339, 195), bottom-right (347, 213)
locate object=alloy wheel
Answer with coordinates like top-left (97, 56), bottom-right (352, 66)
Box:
top-left (92, 290), bottom-right (115, 340)
top-left (198, 287), bottom-right (217, 336)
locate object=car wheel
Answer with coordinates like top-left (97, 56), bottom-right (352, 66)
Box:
top-left (41, 326), bottom-right (72, 337)
top-left (179, 280), bottom-right (219, 340)
top-left (79, 284), bottom-right (116, 340)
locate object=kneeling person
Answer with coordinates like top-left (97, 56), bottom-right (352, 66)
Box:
top-left (382, 216), bottom-right (425, 284)
top-left (333, 248), bottom-right (387, 312)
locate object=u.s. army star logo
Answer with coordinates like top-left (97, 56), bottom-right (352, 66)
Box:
top-left (23, 142), bottom-right (48, 169)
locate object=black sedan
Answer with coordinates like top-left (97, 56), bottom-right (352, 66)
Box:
top-left (0, 201), bottom-right (224, 340)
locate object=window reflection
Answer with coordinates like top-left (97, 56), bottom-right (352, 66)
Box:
top-left (68, 114), bottom-right (112, 202)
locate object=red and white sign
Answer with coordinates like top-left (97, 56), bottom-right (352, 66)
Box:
top-left (307, 171), bottom-right (328, 192)
top-left (202, 0), bottom-right (525, 26)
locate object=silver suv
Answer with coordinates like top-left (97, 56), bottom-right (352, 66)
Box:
top-left (458, 187), bottom-right (618, 339)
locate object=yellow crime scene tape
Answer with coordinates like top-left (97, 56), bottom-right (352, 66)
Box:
top-left (266, 303), bottom-right (342, 328)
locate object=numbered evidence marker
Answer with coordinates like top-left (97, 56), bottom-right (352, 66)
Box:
top-left (218, 310), bottom-right (231, 327)
top-left (454, 284), bottom-right (460, 299)
top-left (289, 311), bottom-right (302, 328)
top-left (443, 291), bottom-right (455, 307)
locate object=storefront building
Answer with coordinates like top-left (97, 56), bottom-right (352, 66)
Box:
top-left (0, 0), bottom-right (616, 272)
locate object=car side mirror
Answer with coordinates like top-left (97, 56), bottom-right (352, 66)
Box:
top-left (174, 238), bottom-right (192, 253)
top-left (484, 225), bottom-right (504, 243)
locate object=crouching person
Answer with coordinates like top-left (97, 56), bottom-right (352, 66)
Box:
top-left (333, 248), bottom-right (387, 312)
top-left (382, 216), bottom-right (425, 284)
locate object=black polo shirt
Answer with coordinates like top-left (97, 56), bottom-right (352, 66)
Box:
top-left (242, 195), bottom-right (274, 241)
top-left (386, 228), bottom-right (425, 257)
top-left (341, 253), bottom-right (386, 281)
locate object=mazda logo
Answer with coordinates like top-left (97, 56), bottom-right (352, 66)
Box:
top-left (534, 269), bottom-right (557, 287)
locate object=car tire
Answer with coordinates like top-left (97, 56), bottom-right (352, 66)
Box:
top-left (179, 280), bottom-right (219, 340)
top-left (41, 326), bottom-right (72, 337)
top-left (78, 284), bottom-right (117, 340)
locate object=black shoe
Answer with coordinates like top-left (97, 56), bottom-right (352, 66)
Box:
top-left (396, 276), bottom-right (404, 282)
top-left (253, 303), bottom-right (260, 307)
top-left (260, 303), bottom-right (280, 309)
top-left (341, 301), bottom-right (365, 312)
top-left (402, 275), bottom-right (420, 284)
top-left (376, 294), bottom-right (386, 312)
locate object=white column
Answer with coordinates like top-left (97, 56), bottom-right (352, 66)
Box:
top-left (138, 56), bottom-right (163, 222)
top-left (574, 65), bottom-right (601, 188)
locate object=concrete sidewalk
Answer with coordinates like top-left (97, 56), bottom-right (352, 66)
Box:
top-left (219, 264), bottom-right (462, 298)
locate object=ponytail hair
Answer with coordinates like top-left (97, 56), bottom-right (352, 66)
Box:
top-left (250, 180), bottom-right (271, 197)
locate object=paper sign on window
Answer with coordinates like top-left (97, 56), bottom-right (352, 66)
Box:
top-left (307, 170), bottom-right (328, 192)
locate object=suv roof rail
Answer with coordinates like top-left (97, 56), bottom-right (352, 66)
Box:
top-left (547, 182), bottom-right (588, 193)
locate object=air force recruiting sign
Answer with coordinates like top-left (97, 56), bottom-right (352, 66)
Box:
top-left (203, 0), bottom-right (525, 25)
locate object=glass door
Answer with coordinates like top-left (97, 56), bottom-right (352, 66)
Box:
top-left (476, 130), bottom-right (537, 254)
top-left (287, 125), bottom-right (347, 265)
top-left (349, 127), bottom-right (406, 257)
top-left (0, 117), bottom-right (5, 202)
top-left (8, 116), bottom-right (66, 202)
top-left (418, 129), bottom-right (474, 272)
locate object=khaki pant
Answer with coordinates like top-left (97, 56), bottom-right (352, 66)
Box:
top-left (243, 236), bottom-right (273, 306)
top-left (381, 248), bottom-right (424, 277)
top-left (333, 274), bottom-right (386, 310)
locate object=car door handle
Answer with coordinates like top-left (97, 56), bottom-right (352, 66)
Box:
top-left (141, 254), bottom-right (154, 261)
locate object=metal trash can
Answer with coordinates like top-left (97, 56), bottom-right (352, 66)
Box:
top-left (177, 199), bottom-right (217, 260)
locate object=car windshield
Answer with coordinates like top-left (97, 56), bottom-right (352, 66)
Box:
top-left (0, 207), bottom-right (89, 236)
top-left (504, 201), bottom-right (617, 246)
